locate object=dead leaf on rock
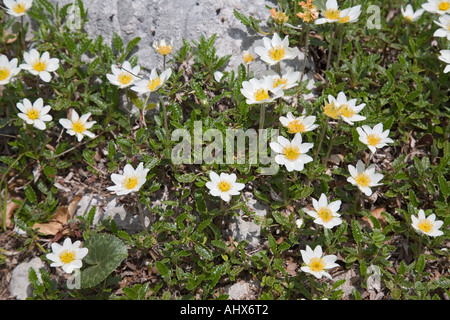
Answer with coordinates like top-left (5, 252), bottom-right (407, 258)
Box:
top-left (32, 196), bottom-right (81, 236)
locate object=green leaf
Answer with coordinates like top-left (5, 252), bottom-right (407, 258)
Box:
top-left (24, 185), bottom-right (37, 203)
top-left (415, 254), bottom-right (426, 274)
top-left (351, 220), bottom-right (363, 243)
top-left (195, 243), bottom-right (214, 260)
top-left (175, 172), bottom-right (197, 183)
top-left (112, 32), bottom-right (124, 53)
top-left (155, 261), bottom-right (170, 281)
top-left (438, 174), bottom-right (449, 198)
top-left (80, 233), bottom-right (128, 288)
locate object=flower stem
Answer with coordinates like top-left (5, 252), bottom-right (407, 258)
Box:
top-left (160, 96), bottom-right (169, 144)
top-left (325, 25), bottom-right (337, 86)
top-left (283, 172), bottom-right (288, 205)
top-left (336, 24), bottom-right (345, 70)
top-left (163, 55), bottom-right (166, 71)
top-left (140, 93), bottom-right (150, 128)
top-left (323, 118), bottom-right (342, 166)
top-left (313, 119), bottom-right (328, 164)
top-left (259, 104), bottom-right (265, 131)
top-left (136, 197), bottom-right (149, 234)
top-left (298, 24), bottom-right (311, 91)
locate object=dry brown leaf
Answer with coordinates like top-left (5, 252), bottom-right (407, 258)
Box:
top-left (32, 195), bottom-right (81, 235)
top-left (361, 207), bottom-right (387, 230)
top-left (0, 198), bottom-right (23, 229)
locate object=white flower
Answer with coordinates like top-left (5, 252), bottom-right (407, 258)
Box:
top-left (19, 49), bottom-right (59, 83)
top-left (270, 133), bottom-right (314, 172)
top-left (205, 171), bottom-right (245, 202)
top-left (356, 123), bottom-right (394, 153)
top-left (433, 14), bottom-right (450, 40)
top-left (240, 77), bottom-right (284, 105)
top-left (296, 218), bottom-right (304, 229)
top-left (401, 4), bottom-right (424, 22)
top-left (347, 160), bottom-right (383, 196)
top-left (214, 71), bottom-right (224, 83)
top-left (411, 209), bottom-right (444, 237)
top-left (305, 193), bottom-right (342, 229)
top-left (267, 67), bottom-right (301, 92)
top-left (130, 68), bottom-right (171, 94)
top-left (279, 112), bottom-right (318, 134)
top-left (0, 54), bottom-right (21, 85)
top-left (315, 0), bottom-right (341, 24)
top-left (59, 110), bottom-right (96, 142)
top-left (46, 238), bottom-right (88, 274)
top-left (107, 163), bottom-right (149, 196)
top-left (242, 51), bottom-right (255, 64)
top-left (438, 50), bottom-right (450, 73)
top-left (106, 60), bottom-right (140, 89)
top-left (153, 39), bottom-right (173, 56)
top-left (254, 33), bottom-right (300, 66)
top-left (17, 98), bottom-right (52, 130)
top-left (330, 92), bottom-right (366, 125)
top-left (300, 245), bottom-right (339, 279)
top-left (422, 0), bottom-right (450, 15)
top-left (3, 0), bottom-right (33, 17)
top-left (338, 5), bottom-right (362, 24)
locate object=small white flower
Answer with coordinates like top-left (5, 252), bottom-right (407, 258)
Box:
top-left (214, 71), bottom-right (224, 83)
top-left (240, 77), bottom-right (284, 105)
top-left (267, 67), bottom-right (301, 92)
top-left (300, 245), bottom-right (339, 279)
top-left (46, 238), bottom-right (88, 274)
top-left (0, 54), bottom-right (21, 85)
top-left (411, 209), bottom-right (444, 237)
top-left (107, 163), bottom-right (149, 196)
top-left (356, 123), bottom-right (394, 153)
top-left (242, 50), bottom-right (255, 64)
top-left (347, 160), bottom-right (383, 196)
top-left (401, 4), bottom-right (424, 22)
top-left (3, 0), bottom-right (33, 17)
top-left (438, 50), bottom-right (450, 73)
top-left (19, 49), bottom-right (59, 83)
top-left (254, 33), bottom-right (300, 66)
top-left (17, 98), bottom-right (52, 130)
top-left (106, 60), bottom-right (140, 89)
top-left (59, 110), bottom-right (96, 142)
top-left (205, 171), bottom-right (245, 202)
top-left (270, 133), bottom-right (314, 172)
top-left (315, 0), bottom-right (341, 24)
top-left (433, 14), bottom-right (450, 40)
top-left (153, 39), bottom-right (173, 56)
top-left (338, 5), bottom-right (362, 24)
top-left (422, 0), bottom-right (450, 15)
top-left (305, 193), bottom-right (342, 229)
top-left (130, 68), bottom-right (171, 94)
top-left (331, 92), bottom-right (366, 125)
top-left (280, 112), bottom-right (318, 134)
top-left (296, 218), bottom-right (304, 229)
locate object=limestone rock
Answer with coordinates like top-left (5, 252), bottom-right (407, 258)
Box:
top-left (8, 257), bottom-right (47, 300)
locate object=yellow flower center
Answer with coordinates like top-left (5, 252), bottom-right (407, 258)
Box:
top-left (324, 8), bottom-right (340, 20)
top-left (33, 60), bottom-right (47, 72)
top-left (123, 176), bottom-right (138, 190)
top-left (118, 72), bottom-right (133, 85)
top-left (366, 134), bottom-right (381, 146)
top-left (283, 145), bottom-right (301, 161)
top-left (323, 103), bottom-right (341, 119)
top-left (355, 173), bottom-right (371, 187)
top-left (339, 15), bottom-right (350, 23)
top-left (147, 77), bottom-right (162, 91)
top-left (438, 1), bottom-right (449, 11)
top-left (268, 46), bottom-right (286, 62)
top-left (254, 88), bottom-right (269, 101)
top-left (417, 219), bottom-right (433, 233)
top-left (0, 67), bottom-right (10, 81)
top-left (287, 120), bottom-right (306, 133)
top-left (218, 180), bottom-right (231, 192)
top-left (13, 3), bottom-right (26, 14)
top-left (273, 77), bottom-right (288, 89)
top-left (317, 207), bottom-right (334, 223)
top-left (339, 104), bottom-right (355, 118)
top-left (405, 15), bottom-right (413, 23)
top-left (308, 257), bottom-right (326, 272)
top-left (27, 109), bottom-right (39, 120)
top-left (243, 52), bottom-right (255, 64)
top-left (157, 45), bottom-right (173, 56)
top-left (59, 250), bottom-right (76, 264)
top-left (72, 120), bottom-right (86, 134)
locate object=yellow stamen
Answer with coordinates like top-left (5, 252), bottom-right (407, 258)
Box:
top-left (366, 134), bottom-right (381, 146)
top-left (27, 109), bottom-right (39, 120)
top-left (33, 60), bottom-right (47, 72)
top-left (339, 104), bottom-right (355, 118)
top-left (243, 52), bottom-right (254, 64)
top-left (59, 250), bottom-right (76, 264)
top-left (72, 121), bottom-right (86, 134)
top-left (355, 173), bottom-right (371, 187)
top-left (417, 219), bottom-right (433, 233)
top-left (268, 46), bottom-right (286, 62)
top-left (324, 103), bottom-right (341, 119)
top-left (339, 15), bottom-right (350, 23)
top-left (283, 145), bottom-right (300, 161)
top-left (13, 3), bottom-right (26, 14)
top-left (123, 176), bottom-right (138, 190)
top-left (317, 207), bottom-right (334, 223)
top-left (404, 15), bottom-right (413, 23)
top-left (0, 67), bottom-right (10, 81)
top-left (157, 45), bottom-right (173, 56)
top-left (273, 77), bottom-right (288, 89)
top-left (308, 257), bottom-right (326, 272)
top-left (147, 77), bottom-right (162, 91)
top-left (287, 120), bottom-right (306, 133)
top-left (254, 88), bottom-right (269, 101)
top-left (218, 180), bottom-right (231, 192)
top-left (438, 1), bottom-right (449, 11)
top-left (118, 72), bottom-right (133, 85)
top-left (324, 8), bottom-right (340, 20)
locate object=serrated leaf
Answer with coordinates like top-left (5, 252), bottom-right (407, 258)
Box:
top-left (351, 220), bottom-right (363, 243)
top-left (175, 172), bottom-right (197, 183)
top-left (80, 233), bottom-right (128, 288)
top-left (112, 32), bottom-right (124, 53)
top-left (195, 243), bottom-right (214, 260)
top-left (415, 254), bottom-right (426, 274)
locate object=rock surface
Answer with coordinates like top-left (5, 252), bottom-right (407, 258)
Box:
top-left (8, 257), bottom-right (46, 300)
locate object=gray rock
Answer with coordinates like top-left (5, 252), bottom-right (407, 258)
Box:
top-left (225, 279), bottom-right (260, 300)
top-left (8, 257), bottom-right (47, 300)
